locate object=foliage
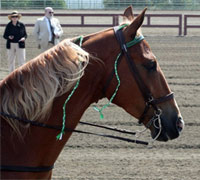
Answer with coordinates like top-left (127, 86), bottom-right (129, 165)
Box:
top-left (1, 0), bottom-right (66, 9)
top-left (103, 0), bottom-right (200, 10)
top-left (1, 0), bottom-right (200, 10)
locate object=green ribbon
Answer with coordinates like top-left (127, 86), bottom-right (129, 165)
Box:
top-left (58, 25), bottom-right (144, 140)
top-left (74, 36), bottom-right (83, 47)
top-left (93, 53), bottom-right (121, 119)
top-left (56, 79), bottom-right (80, 140)
top-left (93, 26), bottom-right (144, 120)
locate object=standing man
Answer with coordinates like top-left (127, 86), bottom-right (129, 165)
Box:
top-left (3, 11), bottom-right (27, 73)
top-left (33, 7), bottom-right (63, 52)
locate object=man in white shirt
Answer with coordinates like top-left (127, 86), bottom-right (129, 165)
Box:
top-left (33, 7), bottom-right (63, 52)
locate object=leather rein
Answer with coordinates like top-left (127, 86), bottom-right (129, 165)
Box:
top-left (0, 26), bottom-right (173, 173)
top-left (0, 111), bottom-right (148, 173)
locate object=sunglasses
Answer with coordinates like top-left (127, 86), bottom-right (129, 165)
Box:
top-left (49, 12), bottom-right (54, 14)
top-left (11, 16), bottom-right (18, 18)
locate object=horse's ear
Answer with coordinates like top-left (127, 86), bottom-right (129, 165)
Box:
top-left (124, 8), bottom-right (147, 38)
top-left (123, 6), bottom-right (134, 22)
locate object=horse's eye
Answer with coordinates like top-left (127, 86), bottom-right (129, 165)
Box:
top-left (143, 61), bottom-right (157, 72)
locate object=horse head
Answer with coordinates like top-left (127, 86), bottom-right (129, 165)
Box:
top-left (82, 6), bottom-right (184, 142)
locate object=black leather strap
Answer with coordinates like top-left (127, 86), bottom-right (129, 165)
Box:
top-left (114, 27), bottom-right (152, 102)
top-left (0, 165), bottom-right (54, 172)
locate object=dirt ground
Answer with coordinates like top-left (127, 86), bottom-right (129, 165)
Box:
top-left (0, 10), bottom-right (200, 180)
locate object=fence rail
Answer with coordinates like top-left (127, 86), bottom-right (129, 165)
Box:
top-left (184, 15), bottom-right (200, 35)
top-left (0, 13), bottom-right (199, 36)
top-left (143, 14), bottom-right (182, 36)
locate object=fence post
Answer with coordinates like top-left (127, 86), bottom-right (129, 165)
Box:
top-left (146, 15), bottom-right (151, 26)
top-left (179, 14), bottom-right (182, 36)
top-left (113, 15), bottom-right (119, 26)
top-left (184, 15), bottom-right (187, 36)
top-left (81, 15), bottom-right (84, 26)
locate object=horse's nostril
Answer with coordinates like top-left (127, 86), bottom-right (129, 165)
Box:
top-left (176, 117), bottom-right (184, 133)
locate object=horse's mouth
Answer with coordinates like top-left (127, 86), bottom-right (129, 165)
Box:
top-left (151, 130), bottom-right (170, 142)
top-left (151, 117), bottom-right (184, 142)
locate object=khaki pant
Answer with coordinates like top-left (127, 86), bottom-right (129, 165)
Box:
top-left (7, 43), bottom-right (25, 73)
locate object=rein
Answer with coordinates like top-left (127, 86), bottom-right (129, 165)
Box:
top-left (0, 112), bottom-right (148, 172)
top-left (0, 112), bottom-right (148, 145)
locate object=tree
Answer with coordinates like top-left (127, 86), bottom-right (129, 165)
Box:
top-left (1, 0), bottom-right (30, 9)
top-left (103, 0), bottom-right (200, 10)
top-left (28, 0), bottom-right (66, 9)
top-left (1, 0), bottom-right (66, 9)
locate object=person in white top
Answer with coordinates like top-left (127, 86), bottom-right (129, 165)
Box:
top-left (33, 7), bottom-right (63, 52)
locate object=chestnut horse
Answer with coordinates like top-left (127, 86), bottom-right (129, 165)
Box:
top-left (0, 6), bottom-right (184, 179)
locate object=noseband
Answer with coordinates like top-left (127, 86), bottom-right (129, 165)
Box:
top-left (103, 25), bottom-right (174, 125)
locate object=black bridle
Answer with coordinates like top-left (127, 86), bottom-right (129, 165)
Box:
top-left (0, 26), bottom-right (174, 173)
top-left (103, 26), bottom-right (174, 124)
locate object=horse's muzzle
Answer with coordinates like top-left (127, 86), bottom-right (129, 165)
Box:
top-left (176, 117), bottom-right (184, 133)
top-left (152, 115), bottom-right (184, 142)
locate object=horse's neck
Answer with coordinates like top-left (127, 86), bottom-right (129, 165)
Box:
top-left (1, 37), bottom-right (107, 179)
top-left (0, 118), bottom-right (53, 179)
top-left (40, 59), bottom-right (105, 161)
top-left (1, 57), bottom-right (105, 167)
top-left (51, 58), bottom-right (106, 124)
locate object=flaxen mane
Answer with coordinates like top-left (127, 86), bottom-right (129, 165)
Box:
top-left (0, 40), bottom-right (89, 136)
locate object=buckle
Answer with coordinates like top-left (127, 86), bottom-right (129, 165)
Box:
top-left (146, 96), bottom-right (154, 106)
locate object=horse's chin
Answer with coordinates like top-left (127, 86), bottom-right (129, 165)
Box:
top-left (150, 114), bottom-right (184, 142)
top-left (151, 130), bottom-right (170, 142)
